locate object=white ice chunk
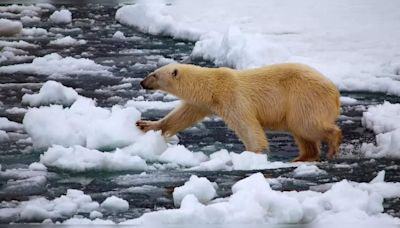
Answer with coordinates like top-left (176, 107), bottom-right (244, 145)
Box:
top-left (22, 80), bottom-right (79, 106)
top-left (40, 145), bottom-right (148, 172)
top-left (125, 100), bottom-right (181, 112)
top-left (159, 145), bottom-right (206, 167)
top-left (0, 117), bottom-right (23, 131)
top-left (293, 164), bottom-right (327, 177)
top-left (173, 175), bottom-right (217, 206)
top-left (21, 27), bottom-right (48, 37)
top-left (126, 172), bottom-right (399, 225)
top-left (0, 53), bottom-right (110, 76)
top-left (49, 9), bottom-right (72, 24)
top-left (112, 31), bottom-right (126, 39)
top-left (49, 36), bottom-right (87, 46)
top-left (340, 96), bottom-right (358, 105)
top-left (361, 102), bottom-right (400, 158)
top-left (100, 196), bottom-right (129, 212)
top-left (28, 162), bottom-right (47, 171)
top-left (0, 19), bottom-right (22, 36)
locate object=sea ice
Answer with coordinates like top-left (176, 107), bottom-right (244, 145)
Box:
top-left (49, 9), bottom-right (72, 24)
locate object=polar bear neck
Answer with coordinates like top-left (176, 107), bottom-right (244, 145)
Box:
top-left (172, 67), bottom-right (236, 106)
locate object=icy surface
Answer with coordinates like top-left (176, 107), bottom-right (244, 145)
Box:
top-left (0, 47), bottom-right (34, 64)
top-left (49, 36), bottom-right (86, 46)
top-left (100, 196), bottom-right (129, 212)
top-left (0, 117), bottom-right (23, 131)
top-left (125, 100), bottom-right (180, 112)
top-left (0, 19), bottom-right (22, 36)
top-left (0, 189), bottom-right (99, 221)
top-left (293, 164), bottom-right (327, 177)
top-left (40, 145), bottom-right (148, 172)
top-left (0, 53), bottom-right (110, 76)
top-left (0, 40), bottom-right (37, 48)
top-left (123, 172), bottom-right (400, 225)
top-left (21, 27), bottom-right (48, 37)
top-left (49, 9), bottom-right (72, 24)
top-left (22, 80), bottom-right (79, 106)
top-left (362, 102), bottom-right (400, 158)
top-left (158, 145), bottom-right (207, 167)
top-left (116, 0), bottom-right (400, 96)
top-left (23, 96), bottom-right (142, 150)
top-left (173, 175), bottom-right (217, 206)
top-left (112, 31), bottom-right (126, 39)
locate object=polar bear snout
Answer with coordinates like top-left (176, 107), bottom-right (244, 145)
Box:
top-left (140, 74), bottom-right (156, 90)
top-left (140, 80), bottom-right (148, 89)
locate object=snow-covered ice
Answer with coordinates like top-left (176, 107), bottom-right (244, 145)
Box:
top-left (121, 172), bottom-right (400, 225)
top-left (173, 175), bottom-right (217, 206)
top-left (28, 162), bottom-right (47, 171)
top-left (116, 0), bottom-right (400, 96)
top-left (22, 80), bottom-right (79, 106)
top-left (100, 196), bottom-right (129, 212)
top-left (0, 189), bottom-right (99, 221)
top-left (49, 9), bottom-right (72, 24)
top-left (49, 36), bottom-right (87, 46)
top-left (0, 117), bottom-right (23, 131)
top-left (112, 31), bottom-right (126, 39)
top-left (89, 211), bottom-right (103, 219)
top-left (0, 19), bottom-right (22, 36)
top-left (362, 102), bottom-right (400, 158)
top-left (0, 53), bottom-right (110, 76)
top-left (23, 96), bottom-right (143, 150)
top-left (125, 100), bottom-right (180, 112)
top-left (0, 40), bottom-right (37, 49)
top-left (21, 16), bottom-right (40, 24)
top-left (158, 145), bottom-right (208, 167)
top-left (40, 145), bottom-right (149, 172)
top-left (21, 27), bottom-right (47, 37)
top-left (340, 96), bottom-right (358, 105)
top-left (0, 47), bottom-right (34, 64)
top-left (293, 164), bottom-right (327, 177)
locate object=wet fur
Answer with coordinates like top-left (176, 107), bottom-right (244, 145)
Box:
top-left (138, 63), bottom-right (341, 162)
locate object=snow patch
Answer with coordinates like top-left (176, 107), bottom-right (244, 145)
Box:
top-left (21, 27), bottom-right (47, 37)
top-left (112, 31), bottom-right (126, 39)
top-left (125, 100), bottom-right (181, 112)
top-left (116, 0), bottom-right (400, 96)
top-left (173, 175), bottom-right (217, 206)
top-left (293, 164), bottom-right (327, 177)
top-left (0, 53), bottom-right (110, 76)
top-left (49, 36), bottom-right (87, 46)
top-left (0, 19), bottom-right (22, 37)
top-left (49, 9), bottom-right (72, 24)
top-left (100, 196), bottom-right (129, 212)
top-left (40, 145), bottom-right (148, 172)
top-left (361, 102), bottom-right (400, 158)
top-left (22, 81), bottom-right (79, 106)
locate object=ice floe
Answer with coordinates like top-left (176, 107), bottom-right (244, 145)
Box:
top-left (362, 102), bottom-right (400, 158)
top-left (49, 9), bottom-right (72, 24)
top-left (116, 0), bottom-right (400, 96)
top-left (0, 53), bottom-right (111, 76)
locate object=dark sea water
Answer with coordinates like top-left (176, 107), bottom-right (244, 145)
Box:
top-left (0, 2), bottom-right (400, 224)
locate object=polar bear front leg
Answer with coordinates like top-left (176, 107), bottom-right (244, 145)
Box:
top-left (137, 102), bottom-right (211, 137)
top-left (136, 120), bottom-right (161, 132)
top-left (223, 113), bottom-right (269, 153)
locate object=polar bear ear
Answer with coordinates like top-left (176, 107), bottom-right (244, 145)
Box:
top-left (172, 69), bottom-right (178, 78)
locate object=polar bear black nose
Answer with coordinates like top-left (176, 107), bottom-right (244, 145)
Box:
top-left (140, 80), bottom-right (149, 89)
